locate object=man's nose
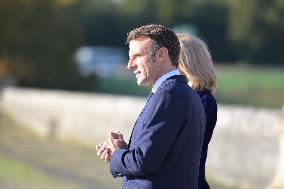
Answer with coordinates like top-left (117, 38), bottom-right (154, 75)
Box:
top-left (127, 60), bottom-right (135, 70)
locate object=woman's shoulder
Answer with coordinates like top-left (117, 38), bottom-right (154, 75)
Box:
top-left (197, 89), bottom-right (214, 100)
top-left (196, 89), bottom-right (217, 108)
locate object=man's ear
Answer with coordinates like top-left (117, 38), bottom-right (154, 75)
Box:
top-left (157, 47), bottom-right (168, 63)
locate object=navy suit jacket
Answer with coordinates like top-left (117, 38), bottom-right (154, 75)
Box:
top-left (197, 90), bottom-right (217, 189)
top-left (110, 75), bottom-right (206, 189)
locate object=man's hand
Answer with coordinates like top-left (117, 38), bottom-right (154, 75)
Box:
top-left (96, 141), bottom-right (111, 162)
top-left (109, 131), bottom-right (128, 149)
top-left (95, 131), bottom-right (127, 162)
top-left (104, 131), bottom-right (128, 155)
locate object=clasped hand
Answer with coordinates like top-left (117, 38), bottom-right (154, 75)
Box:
top-left (95, 131), bottom-right (127, 162)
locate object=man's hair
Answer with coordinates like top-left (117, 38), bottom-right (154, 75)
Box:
top-left (127, 24), bottom-right (180, 67)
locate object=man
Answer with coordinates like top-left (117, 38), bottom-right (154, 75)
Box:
top-left (96, 24), bottom-right (205, 189)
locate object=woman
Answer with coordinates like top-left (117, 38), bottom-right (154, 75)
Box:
top-left (178, 34), bottom-right (217, 189)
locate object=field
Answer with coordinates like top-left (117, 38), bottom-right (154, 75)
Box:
top-left (0, 115), bottom-right (231, 189)
top-left (0, 116), bottom-right (120, 189)
top-left (215, 64), bottom-right (284, 108)
top-left (0, 155), bottom-right (78, 189)
top-left (94, 64), bottom-right (284, 108)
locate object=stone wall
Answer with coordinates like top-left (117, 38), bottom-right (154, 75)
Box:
top-left (1, 87), bottom-right (283, 189)
top-left (206, 106), bottom-right (282, 189)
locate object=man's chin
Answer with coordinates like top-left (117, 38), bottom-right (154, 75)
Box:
top-left (137, 81), bottom-right (151, 87)
top-left (136, 80), bottom-right (145, 86)
top-left (136, 81), bottom-right (143, 86)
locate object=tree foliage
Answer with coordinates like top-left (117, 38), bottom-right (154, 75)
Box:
top-left (0, 0), bottom-right (87, 89)
top-left (228, 0), bottom-right (284, 64)
top-left (0, 0), bottom-right (283, 89)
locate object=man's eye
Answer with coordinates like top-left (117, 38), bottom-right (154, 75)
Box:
top-left (130, 55), bottom-right (140, 60)
top-left (129, 56), bottom-right (134, 60)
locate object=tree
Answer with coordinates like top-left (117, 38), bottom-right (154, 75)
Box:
top-left (186, 0), bottom-right (237, 62)
top-left (0, 0), bottom-right (87, 89)
top-left (228, 0), bottom-right (284, 64)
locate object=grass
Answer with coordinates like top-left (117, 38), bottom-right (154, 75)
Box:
top-left (0, 114), bottom-right (120, 189)
top-left (0, 155), bottom-right (78, 189)
top-left (215, 64), bottom-right (284, 108)
top-left (0, 115), bottom-right (229, 189)
top-left (93, 64), bottom-right (284, 108)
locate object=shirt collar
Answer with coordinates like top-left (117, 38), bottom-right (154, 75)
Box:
top-left (152, 69), bottom-right (180, 93)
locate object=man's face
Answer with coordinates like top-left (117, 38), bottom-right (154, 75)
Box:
top-left (127, 36), bottom-right (161, 86)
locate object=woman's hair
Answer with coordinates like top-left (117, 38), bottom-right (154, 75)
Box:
top-left (177, 34), bottom-right (217, 93)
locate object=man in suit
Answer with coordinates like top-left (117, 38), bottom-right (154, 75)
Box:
top-left (96, 24), bottom-right (206, 189)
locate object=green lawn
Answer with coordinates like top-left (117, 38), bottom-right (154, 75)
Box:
top-left (215, 64), bottom-right (284, 108)
top-left (0, 155), bottom-right (78, 189)
top-left (93, 64), bottom-right (284, 108)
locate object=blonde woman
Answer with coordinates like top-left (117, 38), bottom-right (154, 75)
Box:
top-left (178, 34), bottom-right (217, 189)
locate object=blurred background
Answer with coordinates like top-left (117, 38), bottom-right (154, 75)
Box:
top-left (0, 0), bottom-right (283, 189)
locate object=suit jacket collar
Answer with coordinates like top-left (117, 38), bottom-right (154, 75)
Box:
top-left (152, 69), bottom-right (180, 93)
top-left (164, 75), bottom-right (188, 85)
top-left (152, 75), bottom-right (188, 95)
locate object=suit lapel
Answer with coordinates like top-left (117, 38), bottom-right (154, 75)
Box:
top-left (127, 91), bottom-right (155, 148)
